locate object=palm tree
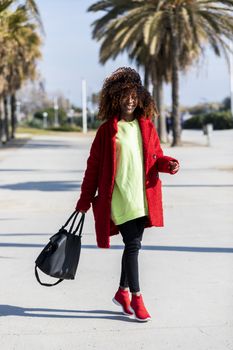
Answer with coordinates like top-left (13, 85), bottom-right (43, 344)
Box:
top-left (88, 0), bottom-right (199, 144)
top-left (0, 0), bottom-right (42, 28)
top-left (0, 4), bottom-right (41, 141)
top-left (88, 0), bottom-right (233, 146)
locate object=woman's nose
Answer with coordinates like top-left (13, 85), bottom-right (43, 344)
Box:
top-left (128, 96), bottom-right (134, 103)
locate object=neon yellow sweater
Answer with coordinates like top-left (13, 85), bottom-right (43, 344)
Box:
top-left (111, 118), bottom-right (148, 225)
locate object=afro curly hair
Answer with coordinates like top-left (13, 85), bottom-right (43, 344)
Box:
top-left (97, 67), bottom-right (159, 121)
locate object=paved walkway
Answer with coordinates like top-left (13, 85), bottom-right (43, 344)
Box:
top-left (0, 129), bottom-right (232, 350)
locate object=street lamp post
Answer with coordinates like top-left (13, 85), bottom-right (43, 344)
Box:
top-left (82, 79), bottom-right (87, 134)
top-left (42, 112), bottom-right (48, 128)
top-left (53, 97), bottom-right (59, 127)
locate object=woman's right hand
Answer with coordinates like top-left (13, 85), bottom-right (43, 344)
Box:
top-left (79, 210), bottom-right (87, 214)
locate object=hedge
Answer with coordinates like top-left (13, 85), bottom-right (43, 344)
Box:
top-left (183, 111), bottom-right (233, 130)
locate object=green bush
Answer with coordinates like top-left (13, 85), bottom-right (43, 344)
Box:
top-left (72, 115), bottom-right (102, 130)
top-left (24, 109), bottom-right (102, 131)
top-left (22, 118), bottom-right (43, 129)
top-left (34, 108), bottom-right (67, 126)
top-left (183, 111), bottom-right (233, 130)
top-left (204, 111), bottom-right (233, 129)
top-left (90, 119), bottom-right (102, 129)
top-left (48, 125), bottom-right (81, 132)
top-left (183, 115), bottom-right (204, 129)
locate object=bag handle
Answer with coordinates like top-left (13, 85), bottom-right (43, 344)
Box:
top-left (60, 211), bottom-right (85, 235)
top-left (61, 210), bottom-right (78, 231)
top-left (35, 266), bottom-right (63, 287)
top-left (73, 213), bottom-right (85, 236)
top-left (68, 211), bottom-right (79, 234)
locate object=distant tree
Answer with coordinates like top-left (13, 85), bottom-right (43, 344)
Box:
top-left (17, 80), bottom-right (52, 118)
top-left (221, 97), bottom-right (231, 111)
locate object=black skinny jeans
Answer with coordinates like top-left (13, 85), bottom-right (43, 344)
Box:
top-left (117, 216), bottom-right (147, 293)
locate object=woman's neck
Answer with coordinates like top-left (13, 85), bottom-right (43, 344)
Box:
top-left (120, 113), bottom-right (135, 122)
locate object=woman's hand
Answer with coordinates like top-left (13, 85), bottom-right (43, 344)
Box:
top-left (169, 160), bottom-right (180, 174)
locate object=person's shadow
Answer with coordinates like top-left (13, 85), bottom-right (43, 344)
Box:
top-left (0, 305), bottom-right (137, 322)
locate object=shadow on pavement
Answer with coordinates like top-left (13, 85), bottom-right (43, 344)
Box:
top-left (1, 182), bottom-right (233, 191)
top-left (164, 184), bottom-right (233, 187)
top-left (0, 181), bottom-right (81, 191)
top-left (0, 137), bottom-right (30, 149)
top-left (0, 242), bottom-right (232, 253)
top-left (23, 141), bottom-right (88, 150)
top-left (0, 305), bottom-right (135, 322)
top-left (24, 141), bottom-right (74, 149)
top-left (0, 232), bottom-right (93, 237)
top-left (0, 169), bottom-right (38, 172)
top-left (0, 218), bottom-right (22, 221)
top-left (79, 244), bottom-right (233, 253)
top-left (0, 169), bottom-right (84, 173)
top-left (0, 233), bottom-right (52, 237)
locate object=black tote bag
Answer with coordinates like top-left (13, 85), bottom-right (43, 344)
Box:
top-left (35, 211), bottom-right (85, 287)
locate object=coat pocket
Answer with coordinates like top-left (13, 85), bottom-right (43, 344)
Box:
top-left (146, 163), bottom-right (160, 187)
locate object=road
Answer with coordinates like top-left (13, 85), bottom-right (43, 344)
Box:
top-left (0, 129), bottom-right (232, 350)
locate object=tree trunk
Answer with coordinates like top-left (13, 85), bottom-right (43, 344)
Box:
top-left (10, 93), bottom-right (16, 139)
top-left (156, 79), bottom-right (167, 143)
top-left (152, 84), bottom-right (158, 130)
top-left (3, 94), bottom-right (10, 143)
top-left (144, 66), bottom-right (150, 90)
top-left (0, 98), bottom-right (3, 146)
top-left (170, 17), bottom-right (182, 146)
top-left (151, 65), bottom-right (167, 142)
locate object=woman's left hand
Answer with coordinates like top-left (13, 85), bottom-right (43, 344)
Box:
top-left (169, 160), bottom-right (180, 174)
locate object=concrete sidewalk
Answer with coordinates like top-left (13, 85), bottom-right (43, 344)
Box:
top-left (0, 129), bottom-right (232, 350)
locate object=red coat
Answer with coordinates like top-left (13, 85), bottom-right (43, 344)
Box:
top-left (76, 115), bottom-right (179, 248)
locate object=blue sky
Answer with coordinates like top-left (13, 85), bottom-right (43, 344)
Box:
top-left (36, 0), bottom-right (231, 108)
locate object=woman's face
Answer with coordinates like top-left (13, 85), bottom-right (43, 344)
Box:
top-left (120, 90), bottom-right (138, 116)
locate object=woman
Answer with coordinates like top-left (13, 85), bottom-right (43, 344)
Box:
top-left (76, 67), bottom-right (179, 322)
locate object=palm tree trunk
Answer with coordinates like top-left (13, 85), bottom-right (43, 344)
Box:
top-left (152, 89), bottom-right (158, 131)
top-left (144, 66), bottom-right (150, 90)
top-left (170, 10), bottom-right (182, 146)
top-left (0, 97), bottom-right (3, 146)
top-left (3, 94), bottom-right (10, 143)
top-left (151, 65), bottom-right (167, 142)
top-left (156, 79), bottom-right (167, 143)
top-left (10, 93), bottom-right (16, 139)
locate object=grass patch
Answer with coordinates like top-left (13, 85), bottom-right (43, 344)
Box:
top-left (16, 126), bottom-right (82, 136)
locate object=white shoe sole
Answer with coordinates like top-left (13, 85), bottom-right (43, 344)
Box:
top-left (112, 297), bottom-right (133, 316)
top-left (128, 305), bottom-right (152, 322)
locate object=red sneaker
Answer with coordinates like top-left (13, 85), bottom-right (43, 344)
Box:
top-left (129, 294), bottom-right (151, 322)
top-left (112, 288), bottom-right (133, 316)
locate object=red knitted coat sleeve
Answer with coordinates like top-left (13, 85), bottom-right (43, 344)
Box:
top-left (75, 127), bottom-right (102, 212)
top-left (152, 123), bottom-right (179, 174)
